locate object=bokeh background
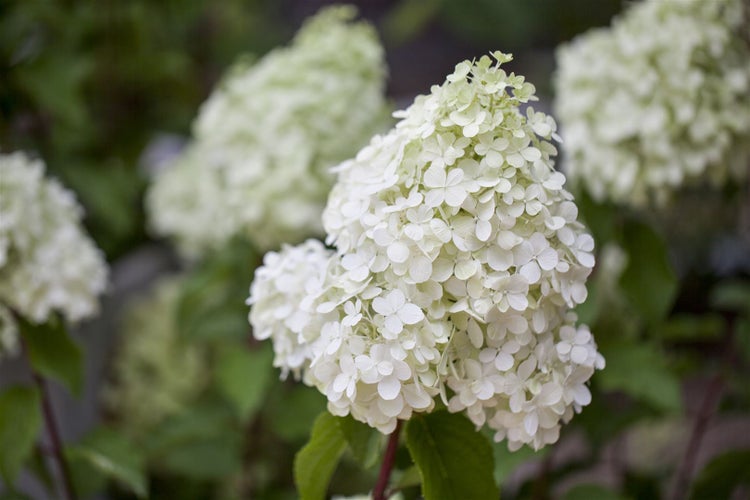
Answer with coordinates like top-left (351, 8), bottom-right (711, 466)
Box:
top-left (2, 1), bottom-right (749, 499)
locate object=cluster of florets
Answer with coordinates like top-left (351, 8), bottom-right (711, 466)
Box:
top-left (555, 0), bottom-right (750, 206)
top-left (147, 6), bottom-right (389, 257)
top-left (106, 277), bottom-right (208, 436)
top-left (249, 52), bottom-right (603, 450)
top-left (0, 152), bottom-right (108, 354)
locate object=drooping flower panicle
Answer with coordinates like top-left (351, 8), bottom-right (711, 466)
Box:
top-left (249, 52), bottom-right (603, 451)
top-left (0, 152), bottom-right (108, 354)
top-left (555, 0), bottom-right (750, 206)
top-left (147, 6), bottom-right (389, 257)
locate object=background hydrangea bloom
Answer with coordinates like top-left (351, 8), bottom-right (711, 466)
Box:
top-left (0, 152), bottom-right (108, 354)
top-left (250, 52), bottom-right (603, 451)
top-left (555, 0), bottom-right (750, 206)
top-left (147, 6), bottom-right (390, 257)
top-left (105, 276), bottom-right (208, 436)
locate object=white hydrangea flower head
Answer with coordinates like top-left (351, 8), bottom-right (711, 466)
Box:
top-left (0, 152), bottom-right (108, 353)
top-left (248, 239), bottom-right (336, 380)
top-left (250, 52), bottom-right (604, 451)
top-left (147, 6), bottom-right (390, 257)
top-left (555, 0), bottom-right (750, 206)
top-left (106, 276), bottom-right (208, 436)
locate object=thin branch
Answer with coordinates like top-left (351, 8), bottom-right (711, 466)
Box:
top-left (373, 420), bottom-right (402, 500)
top-left (669, 373), bottom-right (724, 500)
top-left (20, 338), bottom-right (78, 500)
top-left (669, 316), bottom-right (736, 500)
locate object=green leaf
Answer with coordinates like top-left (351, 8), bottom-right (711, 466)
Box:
top-left (710, 280), bottom-right (750, 315)
top-left (177, 238), bottom-right (259, 342)
top-left (405, 411), bottom-right (499, 500)
top-left (216, 343), bottom-right (274, 422)
top-left (393, 465), bottom-right (422, 490)
top-left (0, 386), bottom-right (42, 485)
top-left (268, 385), bottom-right (327, 442)
top-left (618, 221), bottom-right (678, 324)
top-left (67, 428), bottom-right (147, 498)
top-left (597, 342), bottom-right (681, 413)
top-left (337, 415), bottom-right (382, 469)
top-left (19, 317), bottom-right (83, 395)
top-left (659, 314), bottom-right (724, 341)
top-left (577, 189), bottom-right (618, 245)
top-left (493, 438), bottom-right (547, 485)
top-left (294, 412), bottom-right (348, 500)
top-left (690, 449), bottom-right (750, 499)
top-left (564, 484), bottom-right (630, 500)
top-left (147, 402), bottom-right (242, 480)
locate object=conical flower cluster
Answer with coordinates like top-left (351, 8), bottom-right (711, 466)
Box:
top-left (249, 53), bottom-right (603, 450)
top-left (0, 152), bottom-right (108, 354)
top-left (555, 0), bottom-right (750, 206)
top-left (147, 6), bottom-right (389, 257)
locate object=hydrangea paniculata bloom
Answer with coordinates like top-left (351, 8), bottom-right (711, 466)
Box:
top-left (105, 276), bottom-right (208, 436)
top-left (147, 6), bottom-right (389, 257)
top-left (555, 0), bottom-right (750, 206)
top-left (249, 52), bottom-right (604, 451)
top-left (0, 152), bottom-right (108, 354)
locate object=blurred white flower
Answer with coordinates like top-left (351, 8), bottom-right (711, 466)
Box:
top-left (106, 276), bottom-right (208, 436)
top-left (555, 0), bottom-right (750, 206)
top-left (0, 152), bottom-right (108, 353)
top-left (147, 6), bottom-right (390, 257)
top-left (250, 52), bottom-right (603, 450)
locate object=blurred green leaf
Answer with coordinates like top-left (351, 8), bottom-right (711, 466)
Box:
top-left (267, 384), bottom-right (327, 443)
top-left (20, 317), bottom-right (83, 395)
top-left (147, 402), bottom-right (241, 480)
top-left (577, 189), bottom-right (619, 245)
top-left (382, 0), bottom-right (440, 46)
top-left (405, 411), bottom-right (498, 500)
top-left (337, 415), bottom-right (382, 469)
top-left (619, 221), bottom-right (678, 324)
top-left (711, 280), bottom-right (750, 315)
top-left (564, 484), bottom-right (631, 500)
top-left (660, 314), bottom-right (724, 341)
top-left (216, 343), bottom-right (274, 422)
top-left (690, 449), bottom-right (750, 500)
top-left (394, 465), bottom-right (422, 490)
top-left (177, 238), bottom-right (258, 342)
top-left (598, 342), bottom-right (681, 413)
top-left (67, 428), bottom-right (147, 498)
top-left (493, 438), bottom-right (547, 485)
top-left (0, 386), bottom-right (42, 486)
top-left (294, 412), bottom-right (348, 500)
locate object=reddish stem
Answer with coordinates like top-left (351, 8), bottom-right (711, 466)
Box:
top-left (20, 336), bottom-right (77, 500)
top-left (373, 420), bottom-right (402, 500)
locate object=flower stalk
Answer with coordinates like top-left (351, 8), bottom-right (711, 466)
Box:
top-left (373, 421), bottom-right (402, 500)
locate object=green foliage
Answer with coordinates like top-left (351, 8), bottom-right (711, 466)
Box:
top-left (493, 439), bottom-right (547, 485)
top-left (597, 342), bottom-right (682, 413)
top-left (146, 402), bottom-right (242, 480)
top-left (294, 412), bottom-right (348, 500)
top-left (0, 386), bottom-right (42, 486)
top-left (619, 221), bottom-right (678, 325)
top-left (19, 317), bottom-right (83, 395)
top-left (216, 343), bottom-right (274, 422)
top-left (564, 484), bottom-right (631, 500)
top-left (267, 385), bottom-right (328, 443)
top-left (177, 238), bottom-right (259, 342)
top-left (337, 415), bottom-right (382, 469)
top-left (689, 449), bottom-right (750, 499)
top-left (66, 428), bottom-right (148, 498)
top-left (405, 411), bottom-right (498, 500)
